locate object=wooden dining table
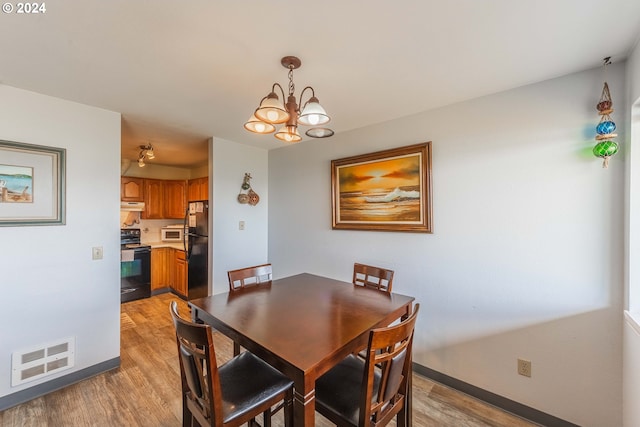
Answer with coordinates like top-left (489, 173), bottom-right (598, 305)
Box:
top-left (188, 273), bottom-right (415, 427)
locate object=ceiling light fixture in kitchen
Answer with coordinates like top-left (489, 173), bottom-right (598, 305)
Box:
top-left (138, 143), bottom-right (155, 167)
top-left (244, 56), bottom-right (334, 143)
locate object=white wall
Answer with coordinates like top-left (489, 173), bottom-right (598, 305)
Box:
top-left (212, 138), bottom-right (268, 294)
top-left (0, 86), bottom-right (121, 399)
top-left (623, 37), bottom-right (640, 427)
top-left (269, 64), bottom-right (626, 426)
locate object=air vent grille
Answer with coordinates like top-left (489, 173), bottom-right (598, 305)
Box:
top-left (12, 337), bottom-right (75, 386)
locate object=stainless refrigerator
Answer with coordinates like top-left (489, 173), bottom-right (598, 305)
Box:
top-left (183, 200), bottom-right (209, 299)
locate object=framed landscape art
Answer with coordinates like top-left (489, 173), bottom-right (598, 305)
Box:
top-left (0, 140), bottom-right (66, 226)
top-left (331, 142), bottom-right (432, 233)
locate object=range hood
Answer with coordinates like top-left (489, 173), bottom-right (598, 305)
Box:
top-left (120, 201), bottom-right (145, 211)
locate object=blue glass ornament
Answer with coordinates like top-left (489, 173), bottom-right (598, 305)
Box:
top-left (596, 120), bottom-right (616, 135)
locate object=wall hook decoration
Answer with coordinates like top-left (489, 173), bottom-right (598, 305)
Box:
top-left (237, 173), bottom-right (260, 206)
top-left (593, 57), bottom-right (618, 168)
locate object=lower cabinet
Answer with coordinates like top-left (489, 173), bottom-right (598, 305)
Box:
top-left (151, 247), bottom-right (171, 291)
top-left (173, 249), bottom-right (188, 297)
top-left (151, 247), bottom-right (188, 297)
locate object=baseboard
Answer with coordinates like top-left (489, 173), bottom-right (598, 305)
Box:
top-left (0, 357), bottom-right (120, 411)
top-left (413, 362), bottom-right (580, 427)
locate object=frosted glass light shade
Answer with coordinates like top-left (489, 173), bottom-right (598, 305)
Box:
top-left (298, 97), bottom-right (330, 126)
top-left (274, 125), bottom-right (302, 143)
top-left (306, 127), bottom-right (334, 138)
top-left (255, 93), bottom-right (289, 124)
top-left (244, 114), bottom-right (276, 134)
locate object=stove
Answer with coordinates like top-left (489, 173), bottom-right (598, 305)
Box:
top-left (120, 228), bottom-right (151, 303)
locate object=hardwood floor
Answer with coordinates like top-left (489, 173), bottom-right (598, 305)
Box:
top-left (0, 293), bottom-right (540, 426)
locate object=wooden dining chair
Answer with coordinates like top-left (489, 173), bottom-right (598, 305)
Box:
top-left (353, 263), bottom-right (394, 293)
top-left (228, 263), bottom-right (273, 291)
top-left (315, 303), bottom-right (420, 427)
top-left (169, 301), bottom-right (293, 427)
top-left (227, 263), bottom-right (273, 356)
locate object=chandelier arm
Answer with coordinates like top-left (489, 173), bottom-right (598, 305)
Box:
top-left (271, 83), bottom-right (286, 102)
top-left (299, 86), bottom-right (316, 110)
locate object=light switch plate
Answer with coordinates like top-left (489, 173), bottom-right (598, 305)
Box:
top-left (92, 246), bottom-right (103, 260)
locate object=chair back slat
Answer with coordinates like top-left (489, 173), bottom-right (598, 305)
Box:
top-left (353, 263), bottom-right (394, 293)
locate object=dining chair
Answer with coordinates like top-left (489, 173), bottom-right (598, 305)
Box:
top-left (227, 263), bottom-right (273, 355)
top-left (352, 263), bottom-right (394, 293)
top-left (315, 303), bottom-right (420, 427)
top-left (228, 263), bottom-right (273, 291)
top-left (169, 301), bottom-right (293, 427)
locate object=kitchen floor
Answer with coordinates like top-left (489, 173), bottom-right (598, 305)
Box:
top-left (0, 293), bottom-right (540, 426)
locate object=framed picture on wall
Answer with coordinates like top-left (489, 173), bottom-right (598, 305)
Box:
top-left (331, 142), bottom-right (432, 233)
top-left (0, 140), bottom-right (66, 226)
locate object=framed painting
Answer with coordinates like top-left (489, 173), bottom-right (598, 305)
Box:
top-left (331, 142), bottom-right (432, 233)
top-left (0, 140), bottom-right (66, 226)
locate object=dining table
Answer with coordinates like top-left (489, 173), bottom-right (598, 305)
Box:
top-left (188, 272), bottom-right (415, 427)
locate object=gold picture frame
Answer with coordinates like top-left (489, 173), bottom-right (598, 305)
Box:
top-left (0, 140), bottom-right (66, 226)
top-left (331, 142), bottom-right (432, 233)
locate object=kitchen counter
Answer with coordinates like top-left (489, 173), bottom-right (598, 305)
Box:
top-left (145, 241), bottom-right (185, 251)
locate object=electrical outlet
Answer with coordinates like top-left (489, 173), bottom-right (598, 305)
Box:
top-left (517, 358), bottom-right (531, 377)
top-left (92, 246), bottom-right (103, 260)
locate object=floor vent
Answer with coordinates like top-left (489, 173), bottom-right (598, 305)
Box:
top-left (11, 337), bottom-right (75, 387)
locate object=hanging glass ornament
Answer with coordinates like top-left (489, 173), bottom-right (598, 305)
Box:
top-left (593, 57), bottom-right (618, 168)
top-left (237, 173), bottom-right (260, 206)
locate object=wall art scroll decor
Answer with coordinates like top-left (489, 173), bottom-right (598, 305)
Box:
top-left (331, 142), bottom-right (432, 233)
top-left (0, 140), bottom-right (66, 226)
top-left (237, 173), bottom-right (260, 206)
top-left (593, 57), bottom-right (618, 168)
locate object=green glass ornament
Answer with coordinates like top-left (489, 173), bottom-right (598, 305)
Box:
top-left (593, 141), bottom-right (619, 168)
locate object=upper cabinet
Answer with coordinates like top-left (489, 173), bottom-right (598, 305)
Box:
top-left (142, 178), bottom-right (187, 219)
top-left (164, 180), bottom-right (188, 218)
top-left (188, 177), bottom-right (208, 202)
top-left (121, 177), bottom-right (144, 202)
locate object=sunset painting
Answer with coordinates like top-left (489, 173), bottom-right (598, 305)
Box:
top-left (331, 143), bottom-right (433, 233)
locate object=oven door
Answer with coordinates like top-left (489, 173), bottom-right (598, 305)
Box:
top-left (120, 247), bottom-right (151, 303)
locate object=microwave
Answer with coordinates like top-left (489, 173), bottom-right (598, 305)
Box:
top-left (161, 226), bottom-right (185, 242)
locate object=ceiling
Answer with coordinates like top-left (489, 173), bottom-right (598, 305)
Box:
top-left (1, 1), bottom-right (640, 168)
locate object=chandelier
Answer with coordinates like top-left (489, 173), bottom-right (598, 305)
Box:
top-left (244, 56), bottom-right (334, 143)
top-left (137, 143), bottom-right (155, 167)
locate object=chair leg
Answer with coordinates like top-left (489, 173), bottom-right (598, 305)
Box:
top-left (263, 409), bottom-right (271, 427)
top-left (233, 341), bottom-right (241, 356)
top-left (283, 389), bottom-right (293, 427)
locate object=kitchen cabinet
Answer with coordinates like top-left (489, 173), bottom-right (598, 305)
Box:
top-left (164, 180), bottom-right (188, 218)
top-left (142, 179), bottom-right (164, 219)
top-left (173, 249), bottom-right (188, 297)
top-left (142, 179), bottom-right (187, 219)
top-left (121, 177), bottom-right (144, 202)
top-left (188, 177), bottom-right (208, 201)
top-left (151, 247), bottom-right (171, 291)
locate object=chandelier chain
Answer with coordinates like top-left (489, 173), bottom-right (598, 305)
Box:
top-left (288, 67), bottom-right (295, 97)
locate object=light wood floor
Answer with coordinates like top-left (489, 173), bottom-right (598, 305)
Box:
top-left (0, 293), bottom-right (540, 426)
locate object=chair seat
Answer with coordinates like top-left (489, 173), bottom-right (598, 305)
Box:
top-left (315, 355), bottom-right (381, 426)
top-left (219, 351), bottom-right (294, 424)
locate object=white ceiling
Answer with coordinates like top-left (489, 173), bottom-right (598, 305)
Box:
top-left (1, 1), bottom-right (639, 167)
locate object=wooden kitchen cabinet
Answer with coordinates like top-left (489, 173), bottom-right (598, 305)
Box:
top-left (121, 177), bottom-right (144, 202)
top-left (142, 179), bottom-right (187, 219)
top-left (151, 247), bottom-right (171, 291)
top-left (142, 179), bottom-right (164, 219)
top-left (173, 249), bottom-right (188, 297)
top-left (188, 177), bottom-right (208, 201)
top-left (164, 180), bottom-right (187, 218)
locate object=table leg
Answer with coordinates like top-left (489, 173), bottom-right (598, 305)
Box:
top-left (293, 381), bottom-right (315, 426)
